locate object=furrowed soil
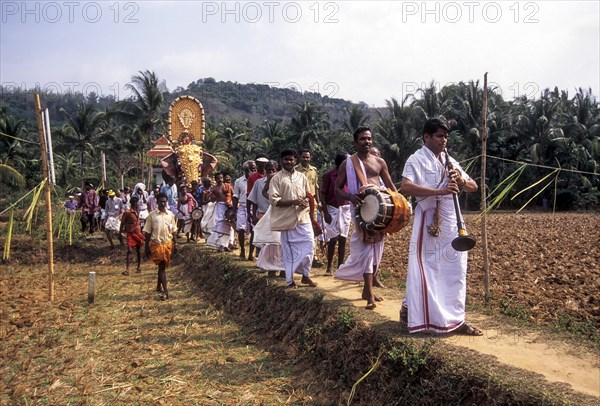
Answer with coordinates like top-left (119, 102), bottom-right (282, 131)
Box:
top-left (1, 212), bottom-right (599, 405)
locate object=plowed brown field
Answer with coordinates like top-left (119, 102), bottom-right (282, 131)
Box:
top-left (379, 212), bottom-right (600, 328)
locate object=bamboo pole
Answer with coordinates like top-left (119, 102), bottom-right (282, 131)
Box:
top-left (480, 73), bottom-right (490, 304)
top-left (35, 93), bottom-right (55, 303)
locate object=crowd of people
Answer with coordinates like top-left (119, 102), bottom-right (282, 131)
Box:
top-left (63, 118), bottom-right (483, 335)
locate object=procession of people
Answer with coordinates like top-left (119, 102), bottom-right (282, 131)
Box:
top-left (64, 117), bottom-right (482, 336)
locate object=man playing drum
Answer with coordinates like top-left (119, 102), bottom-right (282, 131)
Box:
top-left (206, 172), bottom-right (234, 252)
top-left (334, 127), bottom-right (397, 309)
top-left (400, 118), bottom-right (481, 335)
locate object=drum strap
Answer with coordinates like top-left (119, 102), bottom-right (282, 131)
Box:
top-left (351, 154), bottom-right (386, 245)
top-left (350, 154), bottom-right (368, 187)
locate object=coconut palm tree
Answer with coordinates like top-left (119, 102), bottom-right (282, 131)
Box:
top-left (112, 70), bottom-right (167, 180)
top-left (288, 102), bottom-right (330, 151)
top-left (342, 104), bottom-right (371, 134)
top-left (56, 103), bottom-right (106, 177)
top-left (251, 119), bottom-right (282, 157)
top-left (0, 164), bottom-right (25, 188)
top-left (0, 114), bottom-right (28, 165)
top-left (376, 97), bottom-right (422, 180)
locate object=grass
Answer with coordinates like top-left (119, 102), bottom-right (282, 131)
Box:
top-left (2, 235), bottom-right (599, 405)
top-left (0, 244), bottom-right (323, 405)
top-left (553, 312), bottom-right (600, 347)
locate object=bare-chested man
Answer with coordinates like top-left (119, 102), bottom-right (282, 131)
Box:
top-left (334, 127), bottom-right (397, 309)
top-left (206, 172), bottom-right (233, 251)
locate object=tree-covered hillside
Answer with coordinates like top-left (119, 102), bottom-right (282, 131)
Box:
top-left (1, 71), bottom-right (598, 211)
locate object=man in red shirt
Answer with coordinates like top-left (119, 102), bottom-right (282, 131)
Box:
top-left (246, 153), bottom-right (269, 260)
top-left (120, 196), bottom-right (145, 275)
top-left (320, 153), bottom-right (351, 275)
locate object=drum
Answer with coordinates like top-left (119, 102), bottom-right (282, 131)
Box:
top-left (191, 207), bottom-right (204, 222)
top-left (224, 207), bottom-right (237, 227)
top-left (356, 187), bottom-right (410, 233)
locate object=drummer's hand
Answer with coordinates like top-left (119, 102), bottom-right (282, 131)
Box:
top-left (348, 194), bottom-right (362, 207)
top-left (324, 211), bottom-right (332, 224)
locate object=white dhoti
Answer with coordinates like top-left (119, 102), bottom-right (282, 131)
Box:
top-left (324, 204), bottom-right (351, 241)
top-left (405, 201), bottom-right (467, 334)
top-left (334, 157), bottom-right (384, 281)
top-left (280, 222), bottom-right (314, 285)
top-left (201, 202), bottom-right (216, 239)
top-left (207, 202), bottom-right (232, 249)
top-left (139, 209), bottom-right (149, 227)
top-left (178, 205), bottom-right (193, 234)
top-left (257, 245), bottom-right (284, 270)
top-left (104, 216), bottom-right (120, 232)
top-left (334, 225), bottom-right (384, 281)
top-left (253, 207), bottom-right (280, 247)
top-left (236, 203), bottom-right (248, 233)
top-left (253, 207), bottom-right (284, 271)
top-left (401, 145), bottom-right (472, 334)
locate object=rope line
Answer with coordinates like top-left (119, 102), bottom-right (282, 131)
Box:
top-left (459, 154), bottom-right (599, 177)
top-left (0, 131), bottom-right (39, 145)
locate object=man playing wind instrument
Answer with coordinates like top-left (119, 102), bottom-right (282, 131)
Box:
top-left (400, 118), bottom-right (481, 335)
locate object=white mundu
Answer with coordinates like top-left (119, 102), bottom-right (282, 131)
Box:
top-left (402, 146), bottom-right (472, 333)
top-left (334, 158), bottom-right (384, 282)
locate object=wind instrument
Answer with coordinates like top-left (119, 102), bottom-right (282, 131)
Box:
top-left (444, 148), bottom-right (476, 252)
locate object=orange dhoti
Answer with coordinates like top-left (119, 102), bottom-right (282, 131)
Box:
top-left (150, 240), bottom-right (173, 267)
top-left (127, 232), bottom-right (145, 248)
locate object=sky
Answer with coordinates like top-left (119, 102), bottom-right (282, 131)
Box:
top-left (1, 0), bottom-right (599, 107)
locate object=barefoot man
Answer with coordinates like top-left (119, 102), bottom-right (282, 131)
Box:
top-left (144, 192), bottom-right (177, 300)
top-left (120, 195), bottom-right (144, 276)
top-left (334, 127), bottom-right (397, 309)
top-left (268, 149), bottom-right (318, 288)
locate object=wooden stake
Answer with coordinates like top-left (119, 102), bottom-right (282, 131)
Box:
top-left (34, 94), bottom-right (55, 303)
top-left (88, 271), bottom-right (96, 304)
top-left (480, 73), bottom-right (490, 304)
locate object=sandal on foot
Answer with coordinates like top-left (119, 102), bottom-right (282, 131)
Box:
top-left (122, 270), bottom-right (129, 276)
top-left (365, 303), bottom-right (377, 310)
top-left (457, 323), bottom-right (483, 336)
top-left (135, 267), bottom-right (141, 273)
top-left (287, 282), bottom-right (298, 289)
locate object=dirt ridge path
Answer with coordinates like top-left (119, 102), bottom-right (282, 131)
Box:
top-left (304, 272), bottom-right (600, 398)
